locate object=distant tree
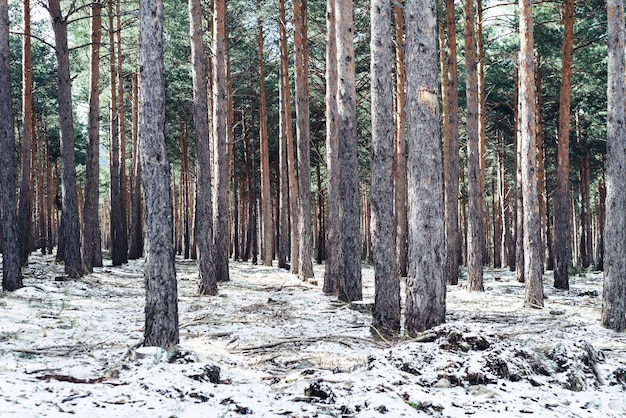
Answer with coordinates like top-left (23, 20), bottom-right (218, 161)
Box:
top-left (602, 0), bottom-right (626, 332)
top-left (128, 73), bottom-right (143, 259)
top-left (404, 0), bottom-right (445, 334)
top-left (0, 0), bottom-right (22, 291)
top-left (139, 0), bottom-right (179, 349)
top-left (371, 0), bottom-right (400, 335)
top-left (49, 0), bottom-right (83, 278)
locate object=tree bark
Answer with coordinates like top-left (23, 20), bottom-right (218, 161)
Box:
top-left (463, 0), bottom-right (483, 291)
top-left (128, 72), bottom-right (143, 259)
top-left (519, 0), bottom-right (543, 307)
top-left (139, 0), bottom-right (179, 349)
top-left (404, 0), bottom-right (445, 335)
top-left (554, 0), bottom-right (574, 289)
top-left (212, 0), bottom-right (230, 282)
top-left (82, 1), bottom-right (103, 273)
top-left (336, 0), bottom-right (361, 301)
top-left (292, 0), bottom-right (314, 280)
top-left (49, 0), bottom-right (83, 278)
top-left (371, 0), bottom-right (400, 336)
top-left (0, 0), bottom-right (22, 291)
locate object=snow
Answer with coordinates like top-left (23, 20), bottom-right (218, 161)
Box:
top-left (1, 254), bottom-right (625, 417)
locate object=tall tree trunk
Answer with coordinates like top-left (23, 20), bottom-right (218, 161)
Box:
top-left (0, 0), bottom-right (22, 290)
top-left (576, 112), bottom-right (592, 269)
top-left (519, 0), bottom-right (544, 307)
top-left (278, 0), bottom-right (299, 273)
top-left (18, 0), bottom-right (33, 267)
top-left (393, 3), bottom-right (408, 278)
top-left (463, 0), bottom-right (483, 291)
top-left (82, 1), bottom-right (103, 273)
top-left (444, 0), bottom-right (460, 285)
top-left (139, 0), bottom-right (178, 349)
top-left (554, 0), bottom-right (575, 289)
top-left (514, 67), bottom-right (524, 281)
top-left (602, 0), bottom-right (626, 331)
top-left (128, 72), bottom-right (143, 259)
top-left (595, 176), bottom-right (605, 270)
top-left (189, 0), bottom-right (216, 295)
top-left (536, 52), bottom-right (546, 269)
top-left (315, 160), bottom-right (325, 264)
top-left (49, 0), bottom-right (83, 278)
top-left (258, 17), bottom-right (273, 267)
top-left (180, 122), bottom-right (191, 259)
top-left (404, 0), bottom-right (445, 334)
top-left (212, 0), bottom-right (230, 282)
top-left (292, 0), bottom-right (314, 280)
top-left (323, 0), bottom-right (339, 293)
top-left (371, 0), bottom-right (400, 336)
top-left (336, 0), bottom-right (361, 301)
top-left (115, 0), bottom-right (129, 241)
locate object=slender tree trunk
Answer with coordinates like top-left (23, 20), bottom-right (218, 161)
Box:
top-left (554, 0), bottom-right (575, 289)
top-left (596, 176), bottom-right (605, 270)
top-left (49, 0), bottom-right (83, 278)
top-left (139, 0), bottom-right (178, 349)
top-left (18, 0), bottom-right (33, 267)
top-left (115, 0), bottom-right (129, 241)
top-left (602, 0), bottom-right (626, 331)
top-left (189, 0), bottom-right (216, 295)
top-left (212, 0), bottom-right (230, 281)
top-left (316, 160), bottom-right (325, 264)
top-left (536, 52), bottom-right (546, 270)
top-left (323, 0), bottom-right (339, 293)
top-left (393, 3), bottom-right (408, 278)
top-left (444, 0), bottom-right (460, 285)
top-left (519, 0), bottom-right (544, 307)
top-left (404, 0), bottom-right (445, 335)
top-left (292, 0), bottom-right (314, 280)
top-left (0, 0), bottom-right (22, 290)
top-left (180, 122), bottom-right (191, 259)
top-left (371, 0), bottom-right (400, 336)
top-left (128, 73), bottom-right (143, 259)
top-left (82, 1), bottom-right (102, 273)
top-left (576, 113), bottom-right (592, 269)
top-left (514, 67), bottom-right (524, 281)
top-left (463, 0), bottom-right (483, 291)
top-left (36, 126), bottom-right (46, 253)
top-left (258, 17), bottom-right (273, 267)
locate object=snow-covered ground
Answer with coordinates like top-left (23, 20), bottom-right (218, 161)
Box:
top-left (1, 254), bottom-right (625, 417)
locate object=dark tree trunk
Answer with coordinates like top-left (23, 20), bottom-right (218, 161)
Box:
top-left (128, 73), bottom-right (143, 259)
top-left (0, 0), bottom-right (23, 291)
top-left (82, 1), bottom-right (103, 273)
top-left (404, 0), bottom-right (445, 334)
top-left (371, 0), bottom-right (400, 336)
top-left (139, 0), bottom-right (179, 349)
top-left (49, 0), bottom-right (83, 278)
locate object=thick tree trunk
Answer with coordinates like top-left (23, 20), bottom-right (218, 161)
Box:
top-left (444, 0), bottom-right (460, 285)
top-left (139, 0), bottom-right (179, 349)
top-left (82, 1), bottom-right (103, 273)
top-left (371, 0), bottom-right (400, 336)
top-left (212, 0), bottom-right (230, 282)
top-left (189, 0), bottom-right (216, 295)
top-left (292, 0), bottom-right (314, 280)
top-left (128, 73), bottom-right (143, 259)
top-left (0, 0), bottom-right (22, 291)
top-left (536, 53), bottom-right (546, 270)
top-left (519, 0), bottom-right (544, 307)
top-left (336, 0), bottom-right (361, 301)
top-left (258, 18), bottom-right (273, 267)
top-left (49, 0), bottom-right (83, 278)
top-left (18, 0), bottom-right (33, 267)
top-left (554, 0), bottom-right (575, 289)
top-left (404, 0), bottom-right (445, 335)
top-left (463, 0), bottom-right (483, 291)
top-left (323, 0), bottom-right (339, 293)
top-left (393, 4), bottom-right (408, 278)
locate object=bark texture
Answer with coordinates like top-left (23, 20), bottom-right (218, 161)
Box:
top-left (371, 0), bottom-right (400, 335)
top-left (602, 0), bottom-right (626, 332)
top-left (49, 0), bottom-right (83, 278)
top-left (336, 0), bottom-right (362, 301)
top-left (292, 0), bottom-right (314, 280)
top-left (519, 0), bottom-right (544, 307)
top-left (404, 0), bottom-right (445, 335)
top-left (0, 0), bottom-right (22, 291)
top-left (189, 0), bottom-right (216, 295)
top-left (554, 0), bottom-right (574, 289)
top-left (139, 0), bottom-right (179, 349)
top-left (128, 73), bottom-right (143, 259)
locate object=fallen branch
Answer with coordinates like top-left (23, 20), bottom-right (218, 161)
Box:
top-left (61, 391), bottom-right (92, 403)
top-left (37, 374), bottom-right (107, 384)
top-left (238, 335), bottom-right (383, 352)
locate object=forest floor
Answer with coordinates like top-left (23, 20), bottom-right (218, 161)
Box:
top-left (1, 254), bottom-right (626, 417)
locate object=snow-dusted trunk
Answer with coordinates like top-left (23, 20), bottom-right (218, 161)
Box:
top-left (139, 0), bottom-right (179, 349)
top-left (602, 0), bottom-right (626, 332)
top-left (404, 0), bottom-right (445, 334)
top-left (371, 0), bottom-right (400, 335)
